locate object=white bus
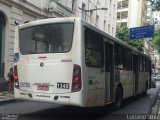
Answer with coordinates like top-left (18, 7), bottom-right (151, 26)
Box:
top-left (14, 18), bottom-right (151, 108)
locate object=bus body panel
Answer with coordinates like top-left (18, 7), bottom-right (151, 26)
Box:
top-left (14, 18), bottom-right (86, 107)
top-left (138, 72), bottom-right (149, 94)
top-left (81, 22), bottom-right (106, 107)
top-left (119, 70), bottom-right (134, 99)
top-left (17, 53), bottom-right (73, 94)
top-left (14, 18), bottom-right (151, 107)
top-left (14, 89), bottom-right (71, 105)
top-left (84, 67), bottom-right (105, 107)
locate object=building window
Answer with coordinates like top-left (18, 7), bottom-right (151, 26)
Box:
top-left (113, 4), bottom-right (115, 14)
top-left (108, 24), bottom-right (110, 34)
top-left (112, 27), bottom-right (114, 36)
top-left (96, 15), bottom-right (99, 27)
top-left (110, 0), bottom-right (112, 11)
top-left (104, 20), bottom-right (106, 31)
top-left (90, 11), bottom-right (93, 24)
top-left (82, 3), bottom-right (87, 21)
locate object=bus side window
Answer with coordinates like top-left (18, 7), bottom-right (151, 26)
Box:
top-left (114, 44), bottom-right (123, 69)
top-left (123, 48), bottom-right (132, 70)
top-left (85, 49), bottom-right (92, 66)
top-left (85, 28), bottom-right (103, 68)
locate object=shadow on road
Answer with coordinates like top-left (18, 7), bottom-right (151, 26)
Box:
top-left (20, 104), bottom-right (113, 120)
top-left (19, 95), bottom-right (148, 120)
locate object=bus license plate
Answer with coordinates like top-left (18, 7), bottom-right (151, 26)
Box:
top-left (57, 83), bottom-right (69, 89)
top-left (37, 85), bottom-right (49, 91)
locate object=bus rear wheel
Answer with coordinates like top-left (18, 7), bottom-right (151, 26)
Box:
top-left (142, 82), bottom-right (148, 96)
top-left (114, 87), bottom-right (123, 109)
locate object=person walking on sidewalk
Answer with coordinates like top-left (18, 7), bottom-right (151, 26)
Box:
top-left (7, 68), bottom-right (14, 92)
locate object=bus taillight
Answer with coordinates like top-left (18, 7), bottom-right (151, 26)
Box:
top-left (14, 65), bottom-right (19, 89)
top-left (72, 64), bottom-right (81, 92)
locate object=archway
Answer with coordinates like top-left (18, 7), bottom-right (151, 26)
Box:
top-left (0, 13), bottom-right (6, 77)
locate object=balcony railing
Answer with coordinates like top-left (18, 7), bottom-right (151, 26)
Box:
top-left (118, 6), bottom-right (128, 9)
top-left (47, 1), bottom-right (73, 17)
top-left (117, 16), bottom-right (128, 20)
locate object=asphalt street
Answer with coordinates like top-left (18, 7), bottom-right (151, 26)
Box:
top-left (0, 82), bottom-right (159, 120)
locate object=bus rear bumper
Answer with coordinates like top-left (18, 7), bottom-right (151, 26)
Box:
top-left (14, 88), bottom-right (85, 107)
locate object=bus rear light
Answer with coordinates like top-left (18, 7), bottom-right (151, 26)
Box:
top-left (14, 65), bottom-right (19, 89)
top-left (15, 81), bottom-right (19, 89)
top-left (72, 64), bottom-right (81, 92)
top-left (74, 76), bottom-right (81, 81)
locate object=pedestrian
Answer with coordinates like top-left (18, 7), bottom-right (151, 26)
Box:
top-left (7, 68), bottom-right (14, 92)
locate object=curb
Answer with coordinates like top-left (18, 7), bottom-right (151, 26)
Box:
top-left (0, 99), bottom-right (24, 105)
top-left (0, 98), bottom-right (15, 105)
top-left (0, 78), bottom-right (8, 91)
top-left (150, 88), bottom-right (160, 115)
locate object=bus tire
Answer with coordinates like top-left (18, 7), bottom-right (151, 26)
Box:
top-left (142, 82), bottom-right (148, 95)
top-left (114, 86), bottom-right (123, 109)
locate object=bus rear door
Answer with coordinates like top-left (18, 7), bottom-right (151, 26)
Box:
top-left (104, 41), bottom-right (114, 103)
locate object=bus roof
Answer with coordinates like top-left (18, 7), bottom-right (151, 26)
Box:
top-left (18, 17), bottom-right (81, 29)
top-left (18, 17), bottom-right (150, 59)
top-left (81, 19), bottom-right (150, 59)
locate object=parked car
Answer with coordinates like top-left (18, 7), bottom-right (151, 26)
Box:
top-left (154, 75), bottom-right (160, 81)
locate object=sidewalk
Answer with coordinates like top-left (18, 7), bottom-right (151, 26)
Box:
top-left (0, 77), bottom-right (8, 91)
top-left (0, 77), bottom-right (15, 103)
top-left (150, 88), bottom-right (160, 120)
top-left (0, 91), bottom-right (15, 103)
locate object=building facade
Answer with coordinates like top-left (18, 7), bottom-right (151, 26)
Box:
top-left (47, 0), bottom-right (117, 36)
top-left (73, 0), bottom-right (117, 36)
top-left (117, 0), bottom-right (153, 60)
top-left (117, 0), bottom-right (147, 28)
top-left (153, 11), bottom-right (160, 30)
top-left (147, 4), bottom-right (154, 25)
top-left (0, 0), bottom-right (118, 80)
top-left (146, 3), bottom-right (160, 64)
top-left (0, 0), bottom-right (49, 79)
top-left (153, 10), bottom-right (160, 63)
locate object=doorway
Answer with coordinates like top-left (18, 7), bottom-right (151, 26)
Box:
top-left (0, 13), bottom-right (6, 77)
top-left (105, 42), bottom-right (114, 102)
top-left (133, 54), bottom-right (138, 95)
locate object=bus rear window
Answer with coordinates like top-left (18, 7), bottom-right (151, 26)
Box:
top-left (19, 23), bottom-right (74, 54)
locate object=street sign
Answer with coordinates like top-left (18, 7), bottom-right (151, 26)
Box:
top-left (14, 53), bottom-right (19, 63)
top-left (130, 25), bottom-right (154, 40)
